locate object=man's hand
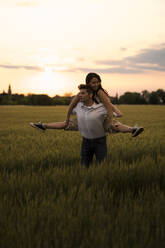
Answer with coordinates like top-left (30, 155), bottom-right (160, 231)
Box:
top-left (109, 122), bottom-right (116, 130)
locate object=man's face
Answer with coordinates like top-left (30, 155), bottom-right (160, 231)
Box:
top-left (79, 89), bottom-right (92, 103)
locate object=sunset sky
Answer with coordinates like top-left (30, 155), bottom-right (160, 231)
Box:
top-left (0, 0), bottom-right (165, 96)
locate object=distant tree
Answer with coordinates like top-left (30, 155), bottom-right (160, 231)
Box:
top-left (2, 90), bottom-right (7, 95)
top-left (156, 89), bottom-right (165, 104)
top-left (119, 92), bottom-right (143, 104)
top-left (141, 90), bottom-right (150, 104)
top-left (111, 93), bottom-right (119, 104)
top-left (149, 91), bottom-right (160, 104)
top-left (12, 94), bottom-right (26, 105)
top-left (0, 88), bottom-right (165, 105)
top-left (27, 94), bottom-right (53, 105)
top-left (115, 93), bottom-right (119, 104)
top-left (52, 96), bottom-right (73, 105)
top-left (0, 95), bottom-right (10, 104)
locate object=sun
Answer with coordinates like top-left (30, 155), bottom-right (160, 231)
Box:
top-left (27, 65), bottom-right (74, 96)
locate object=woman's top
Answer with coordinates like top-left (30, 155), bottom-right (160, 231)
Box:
top-left (93, 88), bottom-right (120, 117)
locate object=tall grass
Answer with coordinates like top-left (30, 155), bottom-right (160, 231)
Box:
top-left (0, 105), bottom-right (165, 248)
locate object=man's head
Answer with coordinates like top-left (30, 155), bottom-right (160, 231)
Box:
top-left (78, 84), bottom-right (93, 104)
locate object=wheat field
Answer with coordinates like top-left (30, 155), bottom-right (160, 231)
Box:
top-left (0, 105), bottom-right (165, 248)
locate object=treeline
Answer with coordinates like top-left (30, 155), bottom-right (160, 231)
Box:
top-left (0, 94), bottom-right (72, 106)
top-left (0, 89), bottom-right (165, 105)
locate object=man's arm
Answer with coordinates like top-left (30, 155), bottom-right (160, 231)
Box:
top-left (65, 94), bottom-right (80, 125)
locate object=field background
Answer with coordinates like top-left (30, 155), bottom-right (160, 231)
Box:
top-left (0, 105), bottom-right (165, 248)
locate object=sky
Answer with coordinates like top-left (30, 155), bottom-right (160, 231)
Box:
top-left (0, 0), bottom-right (165, 96)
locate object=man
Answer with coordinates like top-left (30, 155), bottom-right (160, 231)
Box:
top-left (71, 84), bottom-right (109, 167)
top-left (30, 84), bottom-right (109, 167)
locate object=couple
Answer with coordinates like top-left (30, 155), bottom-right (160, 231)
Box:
top-left (30, 73), bottom-right (144, 167)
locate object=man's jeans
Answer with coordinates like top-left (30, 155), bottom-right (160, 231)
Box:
top-left (80, 136), bottom-right (107, 167)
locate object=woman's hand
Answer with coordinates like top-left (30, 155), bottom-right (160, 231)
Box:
top-left (64, 118), bottom-right (70, 128)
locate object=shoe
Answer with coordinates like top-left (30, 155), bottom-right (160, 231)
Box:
top-left (131, 124), bottom-right (138, 136)
top-left (30, 122), bottom-right (46, 131)
top-left (132, 127), bottom-right (144, 137)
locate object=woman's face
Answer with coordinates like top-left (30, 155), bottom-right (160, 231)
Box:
top-left (89, 77), bottom-right (101, 91)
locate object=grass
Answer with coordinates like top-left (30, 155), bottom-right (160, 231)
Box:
top-left (0, 105), bottom-right (165, 248)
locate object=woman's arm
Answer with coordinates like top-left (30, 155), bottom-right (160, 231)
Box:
top-left (65, 93), bottom-right (80, 125)
top-left (97, 90), bottom-right (113, 124)
top-left (112, 104), bottom-right (123, 117)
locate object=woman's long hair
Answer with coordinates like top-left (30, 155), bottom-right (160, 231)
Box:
top-left (85, 72), bottom-right (110, 102)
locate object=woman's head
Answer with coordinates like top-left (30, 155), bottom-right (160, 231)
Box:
top-left (85, 72), bottom-right (101, 91)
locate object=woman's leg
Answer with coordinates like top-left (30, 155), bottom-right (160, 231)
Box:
top-left (104, 118), bottom-right (132, 133)
top-left (30, 121), bottom-right (66, 131)
top-left (113, 122), bottom-right (132, 133)
top-left (44, 121), bottom-right (66, 129)
top-left (30, 119), bottom-right (78, 131)
top-left (113, 122), bottom-right (144, 137)
top-left (104, 118), bottom-right (144, 137)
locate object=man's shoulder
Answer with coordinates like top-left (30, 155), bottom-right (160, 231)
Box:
top-left (93, 102), bottom-right (106, 109)
top-left (94, 103), bottom-right (107, 113)
top-left (73, 102), bottom-right (83, 113)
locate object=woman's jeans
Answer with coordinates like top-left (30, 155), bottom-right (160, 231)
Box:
top-left (80, 136), bottom-right (107, 167)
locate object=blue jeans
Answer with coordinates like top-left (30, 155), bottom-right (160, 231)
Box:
top-left (80, 136), bottom-right (107, 167)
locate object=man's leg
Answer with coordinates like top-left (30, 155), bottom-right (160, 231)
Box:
top-left (95, 136), bottom-right (107, 164)
top-left (80, 138), bottom-right (94, 167)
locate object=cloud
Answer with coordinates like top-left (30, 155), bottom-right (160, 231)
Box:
top-left (94, 44), bottom-right (165, 74)
top-left (120, 47), bottom-right (127, 51)
top-left (0, 64), bottom-right (44, 71)
top-left (76, 67), bottom-right (141, 74)
top-left (1, 44), bottom-right (165, 75)
top-left (0, 62), bottom-right (77, 73)
top-left (128, 47), bottom-right (165, 67)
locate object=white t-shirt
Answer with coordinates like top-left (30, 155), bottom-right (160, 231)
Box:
top-left (72, 102), bottom-right (108, 139)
